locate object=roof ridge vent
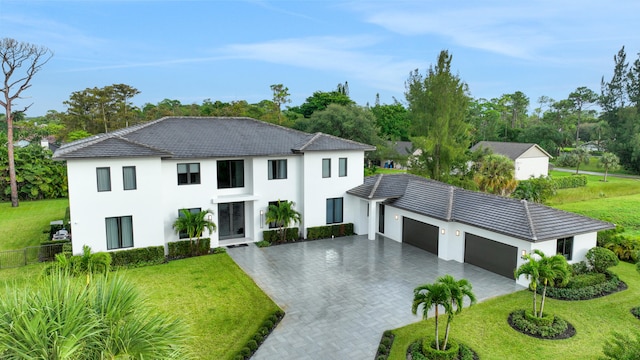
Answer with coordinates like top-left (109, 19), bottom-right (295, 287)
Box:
top-left (369, 174), bottom-right (384, 199)
top-left (446, 186), bottom-right (454, 220)
top-left (297, 132), bottom-right (323, 151)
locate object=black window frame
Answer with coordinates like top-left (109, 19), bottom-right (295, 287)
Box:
top-left (322, 158), bottom-right (331, 178)
top-left (339, 157), bottom-right (347, 177)
top-left (326, 197), bottom-right (344, 224)
top-left (557, 237), bottom-right (574, 260)
top-left (122, 166), bottom-right (137, 190)
top-left (105, 215), bottom-right (134, 250)
top-left (96, 167), bottom-right (111, 192)
top-left (177, 207), bottom-right (202, 239)
top-left (268, 159), bottom-right (287, 180)
top-left (217, 160), bottom-right (245, 189)
top-left (177, 163), bottom-right (201, 185)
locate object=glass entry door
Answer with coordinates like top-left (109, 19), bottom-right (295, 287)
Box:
top-left (218, 202), bottom-right (245, 239)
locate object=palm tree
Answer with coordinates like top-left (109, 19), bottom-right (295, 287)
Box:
top-left (265, 200), bottom-right (301, 243)
top-left (173, 209), bottom-right (216, 255)
top-left (0, 271), bottom-right (188, 359)
top-left (438, 275), bottom-right (476, 350)
top-left (474, 154), bottom-right (518, 196)
top-left (515, 250), bottom-right (570, 318)
top-left (572, 147), bottom-right (590, 174)
top-left (599, 152), bottom-right (620, 182)
top-left (412, 282), bottom-right (452, 350)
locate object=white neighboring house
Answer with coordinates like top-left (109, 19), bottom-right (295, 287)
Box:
top-left (470, 141), bottom-right (552, 180)
top-left (53, 117), bottom-right (374, 254)
top-left (347, 174), bottom-right (614, 287)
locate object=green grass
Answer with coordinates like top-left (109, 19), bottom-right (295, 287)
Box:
top-left (0, 254), bottom-right (280, 360)
top-left (0, 199), bottom-right (69, 251)
top-left (547, 171), bottom-right (640, 205)
top-left (553, 194), bottom-right (640, 237)
top-left (124, 254), bottom-right (280, 360)
top-left (388, 262), bottom-right (640, 360)
top-left (552, 156), bottom-right (635, 175)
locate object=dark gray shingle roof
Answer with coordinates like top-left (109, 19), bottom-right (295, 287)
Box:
top-left (348, 174), bottom-right (613, 242)
top-left (54, 117), bottom-right (375, 159)
top-left (470, 141), bottom-right (552, 160)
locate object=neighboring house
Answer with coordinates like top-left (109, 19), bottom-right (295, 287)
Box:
top-left (383, 140), bottom-right (421, 169)
top-left (347, 174), bottom-right (613, 287)
top-left (53, 117), bottom-right (375, 254)
top-left (470, 141), bottom-right (552, 180)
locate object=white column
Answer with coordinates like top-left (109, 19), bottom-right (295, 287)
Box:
top-left (367, 200), bottom-right (378, 240)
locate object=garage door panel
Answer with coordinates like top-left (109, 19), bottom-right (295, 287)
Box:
top-left (465, 233), bottom-right (516, 279)
top-left (402, 218), bottom-right (438, 255)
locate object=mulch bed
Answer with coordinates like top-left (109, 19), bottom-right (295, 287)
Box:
top-left (507, 312), bottom-right (576, 340)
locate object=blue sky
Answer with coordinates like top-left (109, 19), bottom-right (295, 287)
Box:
top-left (2, 0), bottom-right (639, 117)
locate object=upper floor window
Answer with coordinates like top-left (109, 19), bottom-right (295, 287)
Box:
top-left (218, 160), bottom-right (244, 188)
top-left (177, 163), bottom-right (200, 185)
top-left (557, 237), bottom-right (573, 260)
top-left (326, 197), bottom-right (343, 224)
top-left (106, 216), bottom-right (133, 250)
top-left (268, 159), bottom-right (287, 180)
top-left (339, 158), bottom-right (347, 177)
top-left (123, 166), bottom-right (137, 190)
top-left (322, 158), bottom-right (331, 178)
top-left (96, 167), bottom-right (111, 192)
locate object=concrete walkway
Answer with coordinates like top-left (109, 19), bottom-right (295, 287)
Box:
top-left (228, 235), bottom-right (523, 360)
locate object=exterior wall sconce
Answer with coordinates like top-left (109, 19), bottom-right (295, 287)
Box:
top-left (521, 250), bottom-right (527, 259)
top-left (455, 230), bottom-right (460, 236)
top-left (207, 214), bottom-right (213, 222)
top-left (394, 215), bottom-right (399, 220)
top-left (260, 210), bottom-right (264, 228)
top-left (440, 228), bottom-right (445, 235)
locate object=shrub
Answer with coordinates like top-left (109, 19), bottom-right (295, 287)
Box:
top-left (110, 246), bottom-right (165, 268)
top-left (512, 176), bottom-right (556, 203)
top-left (262, 319), bottom-right (274, 329)
top-left (376, 356), bottom-right (388, 360)
top-left (602, 331), bottom-right (640, 359)
top-left (255, 240), bottom-right (271, 248)
top-left (381, 337), bottom-right (392, 347)
top-left (458, 343), bottom-right (475, 360)
top-left (306, 223), bottom-right (355, 240)
top-left (422, 338), bottom-right (459, 360)
top-left (570, 261), bottom-right (589, 275)
top-left (551, 174), bottom-right (587, 189)
top-left (167, 238), bottom-right (210, 259)
top-left (240, 347), bottom-right (251, 357)
top-left (211, 247), bottom-right (226, 254)
top-left (246, 339), bottom-right (258, 351)
top-left (525, 309), bottom-right (554, 326)
top-left (263, 227), bottom-right (299, 243)
top-left (566, 272), bottom-right (607, 288)
top-left (631, 307), bottom-right (640, 319)
top-left (542, 271), bottom-right (622, 300)
top-left (377, 344), bottom-right (388, 355)
top-left (586, 247), bottom-right (619, 273)
top-left (510, 309), bottom-right (568, 338)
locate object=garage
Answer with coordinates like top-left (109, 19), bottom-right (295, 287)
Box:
top-left (464, 233), bottom-right (517, 279)
top-left (402, 217), bottom-right (438, 255)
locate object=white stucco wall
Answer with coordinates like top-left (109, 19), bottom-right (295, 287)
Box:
top-left (514, 147), bottom-right (550, 180)
top-left (67, 157), bottom-right (165, 254)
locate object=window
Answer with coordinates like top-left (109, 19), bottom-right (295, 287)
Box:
top-left (106, 216), bottom-right (133, 250)
top-left (268, 159), bottom-right (287, 180)
top-left (557, 237), bottom-right (573, 260)
top-left (326, 197), bottom-right (343, 224)
top-left (177, 208), bottom-right (201, 239)
top-left (123, 166), bottom-right (137, 190)
top-left (339, 158), bottom-right (347, 177)
top-left (217, 160), bottom-right (244, 188)
top-left (177, 163), bottom-right (200, 185)
top-left (322, 158), bottom-right (331, 178)
top-left (96, 167), bottom-right (111, 192)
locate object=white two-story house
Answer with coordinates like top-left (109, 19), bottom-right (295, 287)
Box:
top-left (53, 117), bottom-right (375, 254)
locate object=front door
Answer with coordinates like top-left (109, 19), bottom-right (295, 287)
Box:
top-left (218, 202), bottom-right (245, 239)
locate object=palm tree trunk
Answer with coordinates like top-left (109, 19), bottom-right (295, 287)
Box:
top-left (434, 307), bottom-right (440, 350)
top-left (443, 315), bottom-right (451, 350)
top-left (533, 287), bottom-right (537, 316)
top-left (539, 282), bottom-right (548, 318)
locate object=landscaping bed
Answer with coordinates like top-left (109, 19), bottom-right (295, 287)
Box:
top-left (406, 339), bottom-right (478, 360)
top-left (541, 271), bottom-right (627, 301)
top-left (507, 310), bottom-right (575, 340)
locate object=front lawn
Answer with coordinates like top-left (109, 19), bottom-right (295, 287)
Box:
top-left (387, 262), bottom-right (639, 359)
top-left (0, 198), bottom-right (69, 251)
top-left (0, 253), bottom-right (280, 360)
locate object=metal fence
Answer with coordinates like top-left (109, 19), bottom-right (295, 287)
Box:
top-left (0, 243), bottom-right (67, 269)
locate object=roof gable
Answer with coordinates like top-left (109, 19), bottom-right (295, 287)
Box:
top-left (348, 174), bottom-right (613, 242)
top-left (54, 117), bottom-right (374, 159)
top-left (471, 141), bottom-right (552, 160)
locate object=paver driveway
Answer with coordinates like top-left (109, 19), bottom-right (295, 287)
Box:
top-left (228, 235), bottom-right (523, 360)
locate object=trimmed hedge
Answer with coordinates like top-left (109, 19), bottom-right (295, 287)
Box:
top-left (110, 246), bottom-right (166, 268)
top-left (422, 338), bottom-right (459, 360)
top-left (307, 223), bottom-right (354, 240)
top-left (262, 227), bottom-right (299, 243)
top-left (233, 309), bottom-right (285, 360)
top-left (167, 238), bottom-right (210, 260)
top-left (407, 339), bottom-right (475, 360)
top-left (509, 309), bottom-right (569, 338)
top-left (551, 175), bottom-right (587, 189)
top-left (375, 330), bottom-right (395, 360)
top-left (542, 271), bottom-right (623, 300)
